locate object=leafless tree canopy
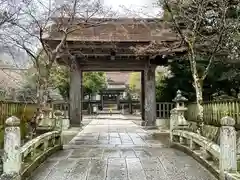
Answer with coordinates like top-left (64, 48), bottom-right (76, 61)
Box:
top-left (162, 0), bottom-right (239, 59)
top-left (0, 0), bottom-right (113, 137)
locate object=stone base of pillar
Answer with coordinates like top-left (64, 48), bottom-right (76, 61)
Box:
top-left (143, 119), bottom-right (156, 127)
top-left (142, 125), bottom-right (158, 130)
top-left (71, 122), bottom-right (84, 127)
top-left (141, 121), bottom-right (157, 129)
top-left (70, 109), bottom-right (82, 127)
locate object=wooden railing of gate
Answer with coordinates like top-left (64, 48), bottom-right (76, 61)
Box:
top-left (0, 101), bottom-right (176, 124)
top-left (156, 102), bottom-right (175, 119)
top-left (52, 101), bottom-right (176, 119)
top-left (51, 101), bottom-right (69, 118)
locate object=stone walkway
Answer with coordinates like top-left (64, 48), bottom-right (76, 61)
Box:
top-left (29, 115), bottom-right (216, 180)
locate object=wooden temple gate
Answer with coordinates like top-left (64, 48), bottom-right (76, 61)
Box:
top-left (43, 18), bottom-right (184, 127)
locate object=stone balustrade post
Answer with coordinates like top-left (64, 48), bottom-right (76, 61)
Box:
top-left (54, 110), bottom-right (64, 131)
top-left (219, 116), bottom-right (237, 179)
top-left (3, 116), bottom-right (21, 176)
top-left (189, 136), bottom-right (196, 150)
top-left (43, 140), bottom-right (48, 151)
top-left (56, 109), bottom-right (70, 130)
top-left (170, 108), bottom-right (178, 142)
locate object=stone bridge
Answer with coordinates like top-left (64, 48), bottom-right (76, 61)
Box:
top-left (2, 112), bottom-right (239, 180)
top-left (28, 115), bottom-right (216, 180)
top-left (1, 92), bottom-right (240, 180)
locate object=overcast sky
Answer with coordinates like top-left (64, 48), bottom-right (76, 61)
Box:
top-left (103, 0), bottom-right (162, 17)
top-left (56, 0), bottom-right (162, 17)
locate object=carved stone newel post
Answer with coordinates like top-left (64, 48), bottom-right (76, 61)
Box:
top-left (170, 108), bottom-right (178, 142)
top-left (3, 116), bottom-right (21, 176)
top-left (172, 90), bottom-right (188, 128)
top-left (219, 116), bottom-right (237, 179)
top-left (54, 110), bottom-right (64, 131)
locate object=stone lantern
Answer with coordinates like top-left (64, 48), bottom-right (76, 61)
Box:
top-left (172, 90), bottom-right (188, 127)
top-left (173, 90), bottom-right (188, 109)
top-left (41, 106), bottom-right (53, 119)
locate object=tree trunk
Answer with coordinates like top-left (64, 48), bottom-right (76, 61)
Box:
top-left (38, 79), bottom-right (49, 108)
top-left (29, 75), bottom-right (49, 138)
top-left (189, 51), bottom-right (204, 135)
top-left (193, 77), bottom-right (204, 134)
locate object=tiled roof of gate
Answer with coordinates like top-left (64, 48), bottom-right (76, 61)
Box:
top-left (43, 18), bottom-right (179, 42)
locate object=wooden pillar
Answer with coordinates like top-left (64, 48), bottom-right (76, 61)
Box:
top-left (117, 94), bottom-right (120, 110)
top-left (144, 65), bottom-right (156, 127)
top-left (129, 102), bottom-right (132, 114)
top-left (101, 93), bottom-right (104, 110)
top-left (69, 61), bottom-right (82, 126)
top-left (141, 70), bottom-right (145, 123)
top-left (88, 94), bottom-right (92, 114)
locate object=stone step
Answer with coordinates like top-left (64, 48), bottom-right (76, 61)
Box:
top-left (98, 110), bottom-right (121, 114)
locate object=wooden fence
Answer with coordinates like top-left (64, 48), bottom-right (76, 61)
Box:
top-left (0, 101), bottom-right (36, 125)
top-left (0, 101), bottom-right (70, 126)
top-left (186, 100), bottom-right (240, 129)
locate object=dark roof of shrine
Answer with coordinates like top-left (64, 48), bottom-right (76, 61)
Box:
top-left (106, 72), bottom-right (130, 85)
top-left (43, 18), bottom-right (180, 42)
top-left (0, 64), bottom-right (26, 89)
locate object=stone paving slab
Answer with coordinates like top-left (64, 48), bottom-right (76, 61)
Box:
top-left (29, 114), bottom-right (217, 180)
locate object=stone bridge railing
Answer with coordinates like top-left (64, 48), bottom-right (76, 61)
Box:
top-left (170, 90), bottom-right (240, 180)
top-left (0, 116), bottom-right (62, 180)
